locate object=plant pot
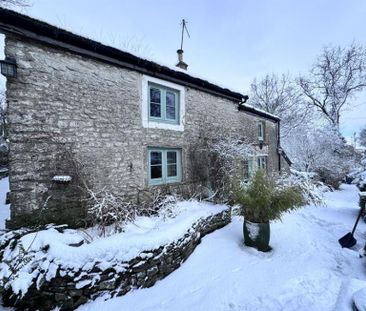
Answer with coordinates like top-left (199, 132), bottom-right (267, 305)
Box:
top-left (243, 219), bottom-right (271, 252)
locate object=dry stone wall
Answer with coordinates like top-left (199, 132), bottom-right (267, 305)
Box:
top-left (1, 208), bottom-right (230, 311)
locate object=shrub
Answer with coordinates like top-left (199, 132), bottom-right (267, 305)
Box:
top-left (233, 170), bottom-right (304, 223)
top-left (281, 169), bottom-right (325, 206)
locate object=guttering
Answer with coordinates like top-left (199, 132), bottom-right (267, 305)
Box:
top-left (278, 120), bottom-right (281, 172)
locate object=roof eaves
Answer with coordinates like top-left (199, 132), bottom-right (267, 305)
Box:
top-left (0, 7), bottom-right (245, 102)
top-left (238, 103), bottom-right (280, 122)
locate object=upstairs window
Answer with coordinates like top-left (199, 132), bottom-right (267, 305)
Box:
top-left (149, 83), bottom-right (179, 124)
top-left (258, 121), bottom-right (265, 141)
top-left (148, 148), bottom-right (182, 185)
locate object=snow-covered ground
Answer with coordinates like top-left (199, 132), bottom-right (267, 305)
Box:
top-left (76, 185), bottom-right (366, 311)
top-left (0, 182), bottom-right (365, 310)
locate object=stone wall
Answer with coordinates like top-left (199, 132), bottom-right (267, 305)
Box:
top-left (4, 34), bottom-right (280, 228)
top-left (2, 208), bottom-right (230, 311)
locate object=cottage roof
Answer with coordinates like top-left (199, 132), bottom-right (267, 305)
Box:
top-left (0, 7), bottom-right (280, 122)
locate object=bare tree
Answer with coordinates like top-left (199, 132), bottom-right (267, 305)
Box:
top-left (0, 0), bottom-right (30, 8)
top-left (360, 126), bottom-right (366, 148)
top-left (298, 43), bottom-right (366, 129)
top-left (283, 122), bottom-right (357, 188)
top-left (250, 74), bottom-right (307, 137)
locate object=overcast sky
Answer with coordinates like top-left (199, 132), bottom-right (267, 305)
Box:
top-left (2, 0), bottom-right (366, 139)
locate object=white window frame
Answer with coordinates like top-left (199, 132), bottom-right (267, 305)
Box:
top-left (142, 75), bottom-right (185, 131)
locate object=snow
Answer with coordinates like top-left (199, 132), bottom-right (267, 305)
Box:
top-left (52, 175), bottom-right (72, 182)
top-left (0, 200), bottom-right (228, 297)
top-left (239, 103), bottom-right (280, 120)
top-left (245, 221), bottom-right (259, 240)
top-left (0, 177), bottom-right (9, 231)
top-left (76, 184), bottom-right (366, 311)
top-left (41, 201), bottom-right (226, 268)
top-left (353, 287), bottom-right (366, 311)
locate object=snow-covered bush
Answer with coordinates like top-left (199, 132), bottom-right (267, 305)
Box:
top-left (190, 134), bottom-right (255, 203)
top-left (280, 169), bottom-right (326, 205)
top-left (86, 190), bottom-right (138, 237)
top-left (86, 188), bottom-right (184, 237)
top-left (352, 169), bottom-right (366, 191)
top-left (283, 123), bottom-right (358, 188)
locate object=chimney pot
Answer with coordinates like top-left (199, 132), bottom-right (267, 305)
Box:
top-left (176, 49), bottom-right (188, 70)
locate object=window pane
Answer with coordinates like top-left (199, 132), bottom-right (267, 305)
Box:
top-left (166, 91), bottom-right (176, 120)
top-left (248, 159), bottom-right (253, 175)
top-left (150, 88), bottom-right (161, 103)
top-left (150, 103), bottom-right (161, 118)
top-left (151, 165), bottom-right (162, 179)
top-left (258, 124), bottom-right (262, 138)
top-left (243, 160), bottom-right (249, 179)
top-left (167, 164), bottom-right (177, 177)
top-left (167, 151), bottom-right (177, 164)
top-left (150, 152), bottom-right (162, 165)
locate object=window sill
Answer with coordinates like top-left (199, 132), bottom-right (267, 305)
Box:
top-left (148, 180), bottom-right (183, 187)
top-left (143, 120), bottom-right (184, 131)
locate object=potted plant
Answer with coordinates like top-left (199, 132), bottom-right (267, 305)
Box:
top-left (233, 170), bottom-right (304, 252)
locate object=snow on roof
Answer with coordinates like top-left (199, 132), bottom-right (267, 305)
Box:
top-left (239, 103), bottom-right (281, 121)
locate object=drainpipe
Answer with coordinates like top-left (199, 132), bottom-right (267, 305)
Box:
top-left (277, 120), bottom-right (281, 173)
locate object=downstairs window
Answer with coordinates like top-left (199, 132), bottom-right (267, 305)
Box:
top-left (148, 148), bottom-right (182, 185)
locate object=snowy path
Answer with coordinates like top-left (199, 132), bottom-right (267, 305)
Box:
top-left (77, 185), bottom-right (366, 311)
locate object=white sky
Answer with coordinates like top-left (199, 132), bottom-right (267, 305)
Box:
top-left (1, 0), bottom-right (366, 138)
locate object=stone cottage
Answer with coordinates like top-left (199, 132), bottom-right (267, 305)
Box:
top-left (0, 8), bottom-right (290, 229)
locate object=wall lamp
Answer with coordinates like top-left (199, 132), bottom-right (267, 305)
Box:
top-left (0, 58), bottom-right (17, 78)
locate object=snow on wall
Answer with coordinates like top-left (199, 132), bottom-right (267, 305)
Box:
top-left (0, 202), bottom-right (230, 310)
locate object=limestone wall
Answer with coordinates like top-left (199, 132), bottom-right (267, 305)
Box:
top-left (4, 34), bottom-right (280, 227)
top-left (1, 209), bottom-right (230, 310)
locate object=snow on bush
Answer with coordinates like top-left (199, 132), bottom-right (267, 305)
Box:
top-left (0, 200), bottom-right (228, 297)
top-left (86, 189), bottom-right (184, 237)
top-left (351, 169), bottom-right (366, 189)
top-left (200, 136), bottom-right (255, 202)
top-left (281, 169), bottom-right (326, 206)
top-left (283, 123), bottom-right (358, 188)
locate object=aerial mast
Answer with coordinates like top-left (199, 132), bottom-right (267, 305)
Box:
top-left (176, 19), bottom-right (190, 70)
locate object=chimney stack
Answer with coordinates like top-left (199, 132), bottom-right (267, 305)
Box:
top-left (176, 49), bottom-right (188, 70)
